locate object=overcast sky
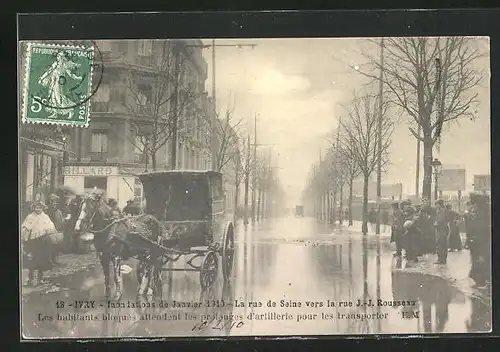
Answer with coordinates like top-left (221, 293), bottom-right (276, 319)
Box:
top-left (201, 37), bottom-right (490, 205)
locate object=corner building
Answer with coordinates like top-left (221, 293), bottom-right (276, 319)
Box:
top-left (63, 40), bottom-right (212, 209)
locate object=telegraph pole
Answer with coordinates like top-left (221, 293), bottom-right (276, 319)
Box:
top-left (334, 118), bottom-right (341, 224)
top-left (184, 41), bottom-right (257, 172)
top-left (170, 41), bottom-right (180, 169)
top-left (252, 113), bottom-right (258, 222)
top-left (376, 37), bottom-right (384, 235)
top-left (244, 135), bottom-right (251, 225)
top-left (211, 39), bottom-right (217, 171)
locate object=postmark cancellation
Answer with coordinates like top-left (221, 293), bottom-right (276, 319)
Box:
top-left (21, 42), bottom-right (95, 128)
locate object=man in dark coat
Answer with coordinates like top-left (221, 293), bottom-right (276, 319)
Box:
top-left (65, 195), bottom-right (84, 253)
top-left (434, 199), bottom-right (449, 264)
top-left (390, 202), bottom-right (404, 257)
top-left (467, 193), bottom-right (491, 288)
top-left (403, 206), bottom-right (420, 263)
top-left (45, 194), bottom-right (65, 264)
top-left (446, 203), bottom-right (462, 251)
top-left (419, 198), bottom-right (436, 255)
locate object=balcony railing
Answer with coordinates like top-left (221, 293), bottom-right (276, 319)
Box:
top-left (90, 152), bottom-right (108, 162)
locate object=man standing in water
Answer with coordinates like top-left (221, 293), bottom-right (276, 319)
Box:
top-left (390, 202), bottom-right (404, 257)
top-left (467, 193), bottom-right (491, 289)
top-left (435, 199), bottom-right (449, 264)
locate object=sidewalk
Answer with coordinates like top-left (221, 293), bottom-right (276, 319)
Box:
top-left (328, 219), bottom-right (491, 303)
top-left (395, 250), bottom-right (491, 304)
top-left (21, 251), bottom-right (100, 296)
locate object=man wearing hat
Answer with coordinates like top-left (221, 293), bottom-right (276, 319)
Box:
top-left (434, 199), bottom-right (449, 264)
top-left (390, 202), bottom-right (404, 257)
top-left (123, 198), bottom-right (141, 216)
top-left (46, 194), bottom-right (65, 231)
top-left (21, 199), bottom-right (57, 286)
top-left (46, 194), bottom-right (66, 263)
top-left (467, 193), bottom-right (491, 288)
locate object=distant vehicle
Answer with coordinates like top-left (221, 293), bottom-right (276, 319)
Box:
top-left (295, 205), bottom-right (304, 217)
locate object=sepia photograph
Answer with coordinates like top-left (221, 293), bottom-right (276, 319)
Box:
top-left (18, 35), bottom-right (491, 338)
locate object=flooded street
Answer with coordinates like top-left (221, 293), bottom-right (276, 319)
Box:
top-left (22, 216), bottom-right (491, 338)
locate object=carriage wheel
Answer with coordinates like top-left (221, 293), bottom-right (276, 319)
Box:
top-left (200, 251), bottom-right (218, 291)
top-left (222, 222), bottom-right (235, 281)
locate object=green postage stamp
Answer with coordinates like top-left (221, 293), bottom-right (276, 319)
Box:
top-left (21, 42), bottom-right (95, 127)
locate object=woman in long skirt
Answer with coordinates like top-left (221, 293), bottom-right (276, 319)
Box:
top-left (21, 200), bottom-right (57, 286)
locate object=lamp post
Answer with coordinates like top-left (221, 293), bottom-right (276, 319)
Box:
top-left (431, 158), bottom-right (442, 203)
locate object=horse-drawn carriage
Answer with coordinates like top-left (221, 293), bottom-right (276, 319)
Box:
top-left (75, 170), bottom-right (235, 300)
top-left (138, 170), bottom-right (235, 290)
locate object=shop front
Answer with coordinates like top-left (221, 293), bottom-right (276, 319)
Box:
top-left (63, 165), bottom-right (144, 210)
top-left (19, 130), bottom-right (67, 219)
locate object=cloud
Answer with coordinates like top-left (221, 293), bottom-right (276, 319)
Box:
top-left (251, 67), bottom-right (311, 95)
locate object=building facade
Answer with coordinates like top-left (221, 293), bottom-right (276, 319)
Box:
top-left (19, 124), bottom-right (69, 219)
top-left (63, 39), bottom-right (212, 209)
top-left (19, 42), bottom-right (70, 218)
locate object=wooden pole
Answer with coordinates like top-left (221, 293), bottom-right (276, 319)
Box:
top-left (376, 37), bottom-right (384, 235)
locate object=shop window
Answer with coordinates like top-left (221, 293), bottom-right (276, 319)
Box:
top-left (134, 133), bottom-right (147, 163)
top-left (36, 154), bottom-right (52, 202)
top-left (136, 84), bottom-right (152, 107)
top-left (84, 177), bottom-right (107, 194)
top-left (25, 152), bottom-right (35, 201)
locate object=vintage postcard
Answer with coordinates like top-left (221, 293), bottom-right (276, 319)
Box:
top-left (19, 36), bottom-right (491, 339)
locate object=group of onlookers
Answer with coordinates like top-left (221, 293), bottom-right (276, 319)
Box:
top-left (390, 193), bottom-right (490, 289)
top-left (21, 191), bottom-right (143, 287)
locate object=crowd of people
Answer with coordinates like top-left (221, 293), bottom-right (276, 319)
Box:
top-left (390, 193), bottom-right (491, 289)
top-left (21, 190), bottom-right (144, 287)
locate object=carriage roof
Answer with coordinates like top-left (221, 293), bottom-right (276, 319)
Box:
top-left (138, 170), bottom-right (224, 205)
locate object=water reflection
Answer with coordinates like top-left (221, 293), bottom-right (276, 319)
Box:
top-left (22, 252), bottom-right (236, 338)
top-left (22, 221), bottom-right (491, 338)
top-left (467, 294), bottom-right (492, 332)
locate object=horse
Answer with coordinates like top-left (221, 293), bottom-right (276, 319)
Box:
top-left (74, 193), bottom-right (166, 301)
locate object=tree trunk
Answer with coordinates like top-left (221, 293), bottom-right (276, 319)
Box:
top-left (362, 173), bottom-right (369, 235)
top-left (244, 138), bottom-right (250, 225)
top-left (339, 183), bottom-right (344, 225)
top-left (257, 187), bottom-right (263, 221)
top-left (244, 173), bottom-right (249, 225)
top-left (422, 135), bottom-right (433, 202)
top-left (261, 188), bottom-right (266, 219)
top-left (332, 190), bottom-right (337, 224)
top-left (348, 178), bottom-right (353, 226)
top-left (234, 181), bottom-right (239, 221)
top-left (151, 152), bottom-right (157, 171)
top-left (327, 191), bottom-right (331, 224)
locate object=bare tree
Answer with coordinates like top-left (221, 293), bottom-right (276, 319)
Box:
top-left (198, 99), bottom-right (245, 173)
top-left (357, 37), bottom-right (484, 200)
top-left (337, 134), bottom-right (361, 226)
top-left (339, 90), bottom-right (394, 234)
top-left (123, 40), bottom-right (202, 170)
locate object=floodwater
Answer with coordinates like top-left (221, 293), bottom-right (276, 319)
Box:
top-left (21, 216), bottom-right (491, 338)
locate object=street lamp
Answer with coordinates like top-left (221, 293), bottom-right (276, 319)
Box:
top-left (431, 158), bottom-right (442, 202)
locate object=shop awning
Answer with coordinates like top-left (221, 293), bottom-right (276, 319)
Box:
top-left (20, 136), bottom-right (73, 154)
